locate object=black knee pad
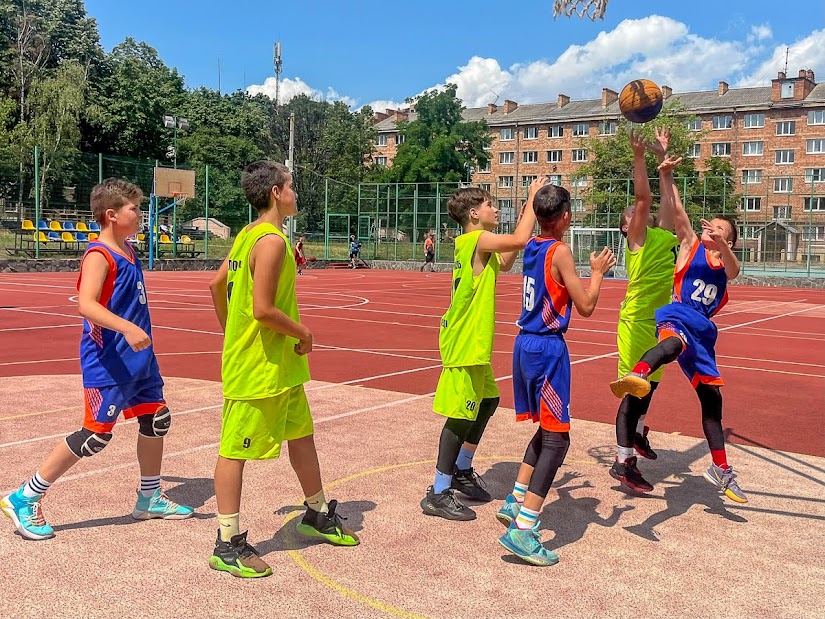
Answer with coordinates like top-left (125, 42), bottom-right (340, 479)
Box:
top-left (66, 428), bottom-right (112, 458)
top-left (138, 407), bottom-right (171, 438)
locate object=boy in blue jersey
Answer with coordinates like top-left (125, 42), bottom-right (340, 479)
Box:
top-left (1, 179), bottom-right (193, 540)
top-left (611, 160), bottom-right (747, 503)
top-left (497, 184), bottom-right (615, 566)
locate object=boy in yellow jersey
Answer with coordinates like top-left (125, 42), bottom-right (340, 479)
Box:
top-left (420, 178), bottom-right (546, 521)
top-left (609, 128), bottom-right (680, 492)
top-left (208, 161), bottom-right (358, 579)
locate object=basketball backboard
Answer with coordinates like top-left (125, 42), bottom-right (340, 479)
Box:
top-left (153, 167), bottom-right (196, 199)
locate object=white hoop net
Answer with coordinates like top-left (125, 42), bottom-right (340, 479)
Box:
top-left (552, 0), bottom-right (608, 20)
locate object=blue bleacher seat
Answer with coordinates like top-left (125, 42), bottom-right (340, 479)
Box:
top-left (47, 231), bottom-right (61, 242)
top-left (38, 220), bottom-right (49, 231)
top-left (75, 232), bottom-right (88, 242)
top-left (62, 221), bottom-right (75, 231)
top-left (88, 222), bottom-right (101, 232)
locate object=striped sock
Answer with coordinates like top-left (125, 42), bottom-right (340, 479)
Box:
top-left (617, 445), bottom-right (635, 464)
top-left (455, 446), bottom-right (475, 471)
top-left (139, 475), bottom-right (161, 497)
top-left (636, 415), bottom-right (647, 435)
top-left (22, 472), bottom-right (51, 498)
top-left (514, 505), bottom-right (539, 530)
top-left (512, 482), bottom-right (528, 503)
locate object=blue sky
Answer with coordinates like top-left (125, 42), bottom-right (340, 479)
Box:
top-left (85, 0), bottom-right (824, 110)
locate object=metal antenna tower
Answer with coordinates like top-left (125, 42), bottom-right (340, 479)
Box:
top-left (273, 41), bottom-right (283, 107)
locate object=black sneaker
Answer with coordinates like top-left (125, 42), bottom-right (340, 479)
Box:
top-left (633, 426), bottom-right (658, 460)
top-left (420, 486), bottom-right (477, 521)
top-left (208, 529), bottom-right (272, 578)
top-left (609, 456), bottom-right (654, 493)
top-left (296, 500), bottom-right (360, 546)
top-left (451, 468), bottom-right (492, 502)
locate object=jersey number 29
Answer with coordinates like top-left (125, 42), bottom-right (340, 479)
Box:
top-left (690, 278), bottom-right (718, 305)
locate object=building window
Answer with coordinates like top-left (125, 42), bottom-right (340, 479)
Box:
top-left (523, 127), bottom-right (538, 139)
top-left (742, 169), bottom-right (763, 184)
top-left (805, 168), bottom-right (825, 183)
top-left (521, 175), bottom-right (537, 188)
top-left (498, 176), bottom-right (514, 188)
top-left (572, 149), bottom-right (588, 162)
top-left (478, 183), bottom-right (491, 192)
top-left (807, 139), bottom-right (825, 154)
top-left (803, 197), bottom-right (825, 212)
top-left (689, 144), bottom-right (701, 158)
top-left (776, 121), bottom-right (796, 136)
top-left (781, 82), bottom-right (794, 98)
top-left (773, 206), bottom-right (791, 220)
top-left (809, 110), bottom-right (825, 125)
top-left (598, 121), bottom-right (617, 136)
top-left (741, 225), bottom-right (760, 240)
top-left (571, 198), bottom-right (585, 212)
top-left (396, 134), bottom-right (406, 145)
top-left (548, 125), bottom-right (563, 138)
top-left (498, 199), bottom-right (513, 209)
top-left (477, 160), bottom-right (491, 173)
top-left (744, 113), bottom-right (765, 128)
top-left (711, 143), bottom-right (731, 157)
top-left (523, 151), bottom-right (538, 164)
top-left (686, 119), bottom-right (701, 131)
top-left (802, 226), bottom-right (825, 240)
top-left (376, 134), bottom-right (387, 146)
top-left (742, 197), bottom-right (762, 212)
top-left (572, 123), bottom-right (588, 137)
top-left (546, 174), bottom-right (562, 184)
top-left (773, 177), bottom-right (793, 193)
top-left (742, 141), bottom-right (763, 156)
top-left (547, 150), bottom-right (563, 163)
top-left (775, 149), bottom-right (794, 164)
top-left (500, 128), bottom-right (514, 141)
top-left (572, 177), bottom-right (588, 187)
top-left (499, 151), bottom-right (514, 164)
top-left (713, 115), bottom-right (732, 129)
top-left (375, 156), bottom-right (387, 166)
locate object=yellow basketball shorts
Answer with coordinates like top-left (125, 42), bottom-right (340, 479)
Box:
top-left (433, 364), bottom-right (500, 421)
top-left (617, 318), bottom-right (664, 382)
top-left (219, 384), bottom-right (314, 460)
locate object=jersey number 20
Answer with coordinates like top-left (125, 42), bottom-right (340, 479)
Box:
top-left (523, 276), bottom-right (536, 311)
top-left (690, 278), bottom-right (718, 305)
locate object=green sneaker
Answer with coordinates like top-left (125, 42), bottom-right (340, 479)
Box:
top-left (132, 489), bottom-right (194, 520)
top-left (295, 500), bottom-right (360, 546)
top-left (498, 521), bottom-right (559, 566)
top-left (209, 530), bottom-right (272, 578)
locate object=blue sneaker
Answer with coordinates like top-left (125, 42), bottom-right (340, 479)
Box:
top-left (1, 487), bottom-right (55, 540)
top-left (498, 521), bottom-right (559, 566)
top-left (495, 494), bottom-right (521, 527)
top-left (132, 489), bottom-right (194, 520)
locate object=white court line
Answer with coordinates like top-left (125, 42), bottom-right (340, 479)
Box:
top-left (0, 323), bottom-right (76, 333)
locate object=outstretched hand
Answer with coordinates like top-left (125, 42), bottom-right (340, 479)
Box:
top-left (629, 129), bottom-right (648, 154)
top-left (646, 126), bottom-right (671, 160)
top-left (589, 246), bottom-right (616, 275)
top-left (657, 155), bottom-right (683, 173)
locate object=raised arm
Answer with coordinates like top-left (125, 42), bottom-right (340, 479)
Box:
top-left (553, 244), bottom-right (616, 318)
top-left (626, 129), bottom-right (652, 251)
top-left (659, 156), bottom-right (696, 248)
top-left (476, 176), bottom-right (545, 254)
top-left (647, 127), bottom-right (675, 231)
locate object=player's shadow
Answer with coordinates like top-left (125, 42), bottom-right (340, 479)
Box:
top-left (255, 499), bottom-right (376, 555)
top-left (480, 461), bottom-right (522, 500)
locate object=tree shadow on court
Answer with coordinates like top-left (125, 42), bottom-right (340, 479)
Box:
top-left (255, 499), bottom-right (377, 555)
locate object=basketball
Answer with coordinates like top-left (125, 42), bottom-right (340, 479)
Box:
top-left (308, 256), bottom-right (317, 263)
top-left (619, 79), bottom-right (663, 124)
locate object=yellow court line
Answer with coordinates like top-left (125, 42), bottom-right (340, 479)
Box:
top-left (281, 455), bottom-right (599, 619)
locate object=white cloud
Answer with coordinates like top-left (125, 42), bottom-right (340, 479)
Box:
top-left (247, 76), bottom-right (356, 107)
top-left (361, 99), bottom-right (407, 113)
top-left (747, 24), bottom-right (773, 42)
top-left (736, 29), bottom-right (825, 87)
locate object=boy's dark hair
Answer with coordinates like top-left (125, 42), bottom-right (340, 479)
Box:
top-left (447, 187), bottom-right (492, 226)
top-left (90, 178), bottom-right (143, 224)
top-left (533, 184), bottom-right (570, 226)
top-left (241, 161), bottom-right (291, 210)
top-left (715, 214), bottom-right (738, 248)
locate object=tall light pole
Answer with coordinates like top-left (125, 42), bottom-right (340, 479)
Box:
top-left (163, 114), bottom-right (189, 169)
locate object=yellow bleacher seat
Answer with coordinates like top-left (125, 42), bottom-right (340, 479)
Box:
top-left (61, 232), bottom-right (76, 243)
top-left (137, 233), bottom-right (146, 242)
top-left (34, 231), bottom-right (48, 242)
top-left (49, 221), bottom-right (62, 231)
top-left (76, 222), bottom-right (89, 232)
top-left (159, 234), bottom-right (173, 244)
top-left (181, 235), bottom-right (193, 245)
top-left (88, 232), bottom-right (99, 241)
top-left (22, 219), bottom-right (35, 231)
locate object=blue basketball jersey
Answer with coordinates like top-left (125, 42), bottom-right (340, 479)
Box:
top-left (517, 238), bottom-right (572, 335)
top-left (78, 241), bottom-right (160, 387)
top-left (671, 239), bottom-right (729, 319)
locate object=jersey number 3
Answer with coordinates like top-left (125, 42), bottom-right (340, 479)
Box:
top-left (136, 281), bottom-right (147, 305)
top-left (690, 278), bottom-right (718, 305)
top-left (523, 276), bottom-right (536, 311)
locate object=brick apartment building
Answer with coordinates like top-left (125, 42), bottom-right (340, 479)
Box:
top-left (373, 69), bottom-right (825, 259)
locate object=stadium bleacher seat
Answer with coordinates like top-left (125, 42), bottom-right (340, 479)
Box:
top-left (38, 220), bottom-right (49, 231)
top-left (181, 235), bottom-right (193, 245)
top-left (61, 232), bottom-right (76, 243)
top-left (88, 232), bottom-right (99, 241)
top-left (159, 233), bottom-right (173, 244)
top-left (76, 232), bottom-right (88, 243)
top-left (47, 231), bottom-right (61, 242)
top-left (62, 222), bottom-right (75, 231)
top-left (22, 220), bottom-right (35, 231)
top-left (88, 222), bottom-right (101, 232)
top-left (49, 221), bottom-right (62, 231)
top-left (34, 231), bottom-right (48, 243)
top-left (76, 222), bottom-right (89, 232)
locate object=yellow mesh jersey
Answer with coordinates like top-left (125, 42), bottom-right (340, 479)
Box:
top-left (222, 222), bottom-right (310, 399)
top-left (439, 230), bottom-right (500, 367)
top-left (620, 226), bottom-right (679, 321)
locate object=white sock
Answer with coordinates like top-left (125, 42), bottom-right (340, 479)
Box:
top-left (617, 446), bottom-right (635, 463)
top-left (636, 415), bottom-right (647, 435)
top-left (305, 489), bottom-right (328, 513)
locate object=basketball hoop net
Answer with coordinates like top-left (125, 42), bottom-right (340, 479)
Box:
top-left (172, 192), bottom-right (188, 207)
top-left (552, 0), bottom-right (608, 20)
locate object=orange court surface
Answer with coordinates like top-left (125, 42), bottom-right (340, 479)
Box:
top-left (1, 269), bottom-right (824, 619)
